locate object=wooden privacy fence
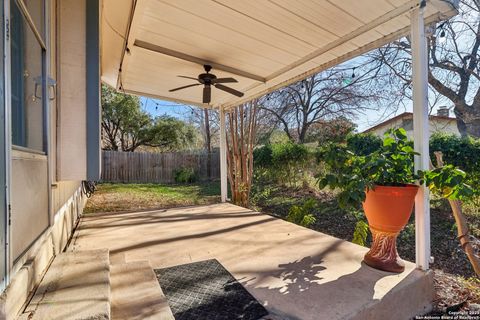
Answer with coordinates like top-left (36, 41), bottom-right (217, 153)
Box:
top-left (101, 150), bottom-right (220, 183)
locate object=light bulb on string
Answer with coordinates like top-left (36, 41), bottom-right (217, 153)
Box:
top-left (438, 29), bottom-right (446, 44)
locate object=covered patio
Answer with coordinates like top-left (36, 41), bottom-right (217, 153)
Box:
top-left (102, 0), bottom-right (458, 274)
top-left (65, 0), bottom-right (458, 318)
top-left (0, 0), bottom-right (466, 319)
top-left (96, 0), bottom-right (460, 318)
top-left (70, 203), bottom-right (433, 319)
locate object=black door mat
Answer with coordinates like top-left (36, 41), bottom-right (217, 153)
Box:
top-left (154, 259), bottom-right (269, 320)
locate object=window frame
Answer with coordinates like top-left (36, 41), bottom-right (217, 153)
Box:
top-left (11, 0), bottom-right (47, 153)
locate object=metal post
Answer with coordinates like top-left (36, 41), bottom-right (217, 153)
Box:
top-left (411, 3), bottom-right (430, 270)
top-left (219, 107), bottom-right (228, 203)
top-left (2, 0), bottom-right (12, 290)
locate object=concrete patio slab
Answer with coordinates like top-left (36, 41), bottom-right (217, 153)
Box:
top-left (19, 249), bottom-right (110, 320)
top-left (71, 203), bottom-right (434, 320)
top-left (111, 260), bottom-right (174, 320)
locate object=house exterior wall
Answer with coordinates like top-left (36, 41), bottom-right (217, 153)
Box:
top-left (366, 116), bottom-right (460, 138)
top-left (0, 0), bottom-right (99, 318)
top-left (57, 0), bottom-right (87, 180)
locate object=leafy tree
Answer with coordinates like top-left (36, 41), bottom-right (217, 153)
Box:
top-left (102, 85), bottom-right (147, 151)
top-left (148, 116), bottom-right (198, 151)
top-left (101, 85), bottom-right (196, 152)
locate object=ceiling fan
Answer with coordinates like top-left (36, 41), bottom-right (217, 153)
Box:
top-left (169, 65), bottom-right (244, 104)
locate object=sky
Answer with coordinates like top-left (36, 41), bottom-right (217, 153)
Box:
top-left (140, 97), bottom-right (190, 120)
top-left (140, 96), bottom-right (420, 133)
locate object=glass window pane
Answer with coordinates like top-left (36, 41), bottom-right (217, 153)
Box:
top-left (11, 0), bottom-right (44, 151)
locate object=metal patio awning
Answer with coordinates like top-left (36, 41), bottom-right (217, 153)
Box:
top-left (101, 0), bottom-right (457, 109)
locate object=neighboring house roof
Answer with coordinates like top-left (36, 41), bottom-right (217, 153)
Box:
top-left (362, 112), bottom-right (456, 134)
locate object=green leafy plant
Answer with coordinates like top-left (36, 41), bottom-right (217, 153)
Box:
top-left (287, 198), bottom-right (317, 227)
top-left (352, 220), bottom-right (369, 246)
top-left (429, 133), bottom-right (480, 208)
top-left (173, 167), bottom-right (198, 183)
top-left (318, 128), bottom-right (473, 209)
top-left (421, 165), bottom-right (474, 200)
top-left (318, 128), bottom-right (420, 210)
top-left (318, 128), bottom-right (474, 248)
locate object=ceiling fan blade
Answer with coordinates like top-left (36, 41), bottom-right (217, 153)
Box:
top-left (203, 85), bottom-right (211, 104)
top-left (169, 83), bottom-right (201, 92)
top-left (177, 75), bottom-right (199, 81)
top-left (213, 77), bottom-right (238, 84)
top-left (214, 84), bottom-right (244, 97)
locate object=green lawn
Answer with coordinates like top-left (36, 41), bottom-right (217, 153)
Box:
top-left (84, 182), bottom-right (220, 213)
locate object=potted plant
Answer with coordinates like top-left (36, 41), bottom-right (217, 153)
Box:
top-left (318, 128), bottom-right (471, 273)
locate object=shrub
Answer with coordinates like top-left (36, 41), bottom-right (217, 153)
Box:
top-left (173, 167), bottom-right (197, 183)
top-left (253, 145), bottom-right (273, 168)
top-left (430, 133), bottom-right (480, 173)
top-left (287, 199), bottom-right (317, 227)
top-left (430, 133), bottom-right (480, 204)
top-left (254, 142), bottom-right (312, 187)
top-left (271, 143), bottom-right (311, 186)
top-left (346, 133), bottom-right (382, 156)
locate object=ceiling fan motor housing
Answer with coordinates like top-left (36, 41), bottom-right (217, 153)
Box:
top-left (169, 64), bottom-right (243, 104)
top-left (199, 73), bottom-right (217, 85)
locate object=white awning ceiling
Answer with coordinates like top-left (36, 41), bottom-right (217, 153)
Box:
top-left (101, 0), bottom-right (457, 109)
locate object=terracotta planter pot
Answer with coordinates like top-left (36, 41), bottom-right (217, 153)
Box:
top-left (362, 184), bottom-right (419, 273)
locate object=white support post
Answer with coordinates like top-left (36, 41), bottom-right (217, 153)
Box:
top-left (411, 3), bottom-right (431, 271)
top-left (219, 107), bottom-right (228, 203)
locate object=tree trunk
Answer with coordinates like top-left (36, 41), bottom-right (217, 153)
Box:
top-left (453, 107), bottom-right (469, 137)
top-left (204, 109), bottom-right (212, 179)
top-left (456, 105), bottom-right (480, 138)
top-left (226, 101), bottom-right (258, 207)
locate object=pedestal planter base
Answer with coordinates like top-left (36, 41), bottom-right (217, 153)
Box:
top-left (364, 228), bottom-right (405, 273)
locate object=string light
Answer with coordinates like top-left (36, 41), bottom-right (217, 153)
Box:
top-left (342, 67), bottom-right (357, 85)
top-left (439, 29), bottom-right (446, 43)
top-left (437, 22), bottom-right (447, 44)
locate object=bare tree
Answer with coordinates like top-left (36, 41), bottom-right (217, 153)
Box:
top-left (226, 101), bottom-right (258, 206)
top-left (371, 0), bottom-right (480, 137)
top-left (260, 64), bottom-right (387, 143)
top-left (184, 107), bottom-right (221, 179)
top-left (186, 107), bottom-right (220, 148)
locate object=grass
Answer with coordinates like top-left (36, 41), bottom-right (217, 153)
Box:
top-left (84, 182), bottom-right (220, 213)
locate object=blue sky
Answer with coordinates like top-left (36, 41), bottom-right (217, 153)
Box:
top-left (140, 97), bottom-right (190, 120)
top-left (140, 96), bottom-right (415, 132)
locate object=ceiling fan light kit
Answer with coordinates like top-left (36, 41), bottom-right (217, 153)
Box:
top-left (169, 65), bottom-right (244, 104)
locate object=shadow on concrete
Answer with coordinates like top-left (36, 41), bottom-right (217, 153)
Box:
top-left (240, 249), bottom-right (421, 320)
top-left (79, 211), bottom-right (258, 230)
top-left (233, 239), bottom-right (405, 319)
top-left (109, 216), bottom-right (276, 255)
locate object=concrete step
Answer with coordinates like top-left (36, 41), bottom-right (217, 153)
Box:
top-left (111, 261), bottom-right (174, 320)
top-left (19, 249), bottom-right (110, 320)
